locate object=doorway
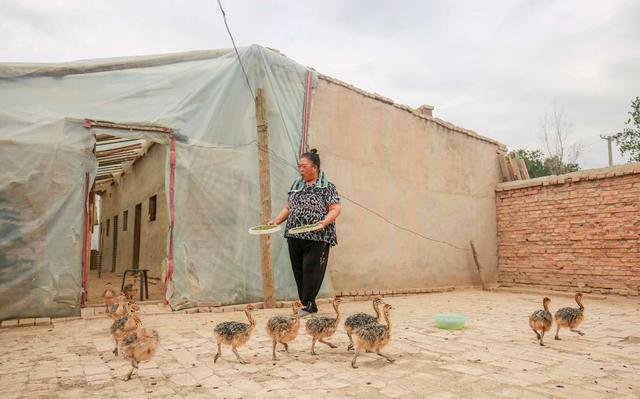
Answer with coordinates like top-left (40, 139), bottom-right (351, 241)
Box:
top-left (133, 203), bottom-right (142, 270)
top-left (83, 120), bottom-right (173, 306)
top-left (111, 215), bottom-right (118, 272)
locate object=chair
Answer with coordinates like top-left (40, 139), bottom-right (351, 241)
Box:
top-left (121, 269), bottom-right (150, 301)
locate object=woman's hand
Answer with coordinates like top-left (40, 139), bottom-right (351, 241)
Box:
top-left (269, 205), bottom-right (290, 226)
top-left (317, 203), bottom-right (341, 229)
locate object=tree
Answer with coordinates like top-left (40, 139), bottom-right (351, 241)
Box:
top-left (514, 149), bottom-right (548, 178)
top-left (512, 149), bottom-right (580, 178)
top-left (543, 155), bottom-right (580, 175)
top-left (540, 105), bottom-right (582, 174)
top-left (613, 96), bottom-right (640, 162)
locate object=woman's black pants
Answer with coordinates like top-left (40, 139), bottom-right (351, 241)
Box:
top-left (287, 237), bottom-right (330, 312)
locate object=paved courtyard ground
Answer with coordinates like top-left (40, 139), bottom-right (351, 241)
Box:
top-left (1, 290), bottom-right (639, 398)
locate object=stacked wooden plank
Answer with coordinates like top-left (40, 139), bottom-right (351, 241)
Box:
top-left (498, 152), bottom-right (530, 182)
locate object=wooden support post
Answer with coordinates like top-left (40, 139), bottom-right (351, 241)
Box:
top-left (470, 241), bottom-right (487, 291)
top-left (256, 88), bottom-right (276, 309)
top-left (497, 152), bottom-right (511, 182)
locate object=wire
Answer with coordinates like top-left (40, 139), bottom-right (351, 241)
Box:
top-left (339, 195), bottom-right (470, 251)
top-left (182, 140), bottom-right (258, 150)
top-left (213, 2), bottom-right (469, 253)
top-left (216, 0), bottom-right (256, 103)
top-left (256, 145), bottom-right (471, 252)
top-left (215, 1), bottom-right (300, 157)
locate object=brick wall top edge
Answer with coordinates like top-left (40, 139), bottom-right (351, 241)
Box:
top-left (495, 163), bottom-right (640, 192)
top-left (318, 74), bottom-right (506, 150)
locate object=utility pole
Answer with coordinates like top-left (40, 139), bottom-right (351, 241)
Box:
top-left (600, 135), bottom-right (614, 167)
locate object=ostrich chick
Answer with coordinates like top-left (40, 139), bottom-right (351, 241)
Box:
top-left (102, 282), bottom-right (118, 314)
top-left (351, 303), bottom-right (394, 368)
top-left (529, 297), bottom-right (552, 346)
top-left (555, 292), bottom-right (585, 340)
top-left (266, 300), bottom-right (304, 360)
top-left (305, 297), bottom-right (343, 355)
top-left (109, 293), bottom-right (129, 320)
top-left (110, 312), bottom-right (139, 356)
top-left (344, 296), bottom-right (383, 351)
top-left (120, 317), bottom-right (159, 381)
top-left (213, 304), bottom-right (256, 364)
top-left (123, 275), bottom-right (139, 301)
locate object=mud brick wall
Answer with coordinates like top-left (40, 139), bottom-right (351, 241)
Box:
top-left (496, 164), bottom-right (640, 295)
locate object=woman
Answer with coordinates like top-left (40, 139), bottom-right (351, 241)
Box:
top-left (268, 149), bottom-right (341, 316)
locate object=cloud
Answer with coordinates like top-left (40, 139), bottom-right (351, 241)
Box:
top-left (1, 0), bottom-right (638, 167)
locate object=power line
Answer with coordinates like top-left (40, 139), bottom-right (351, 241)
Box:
top-left (216, 0), bottom-right (255, 103)
top-left (212, 3), bottom-right (469, 253)
top-left (181, 140), bottom-right (258, 150)
top-left (339, 194), bottom-right (470, 252)
top-left (215, 0), bottom-right (300, 158)
top-left (257, 145), bottom-right (471, 252)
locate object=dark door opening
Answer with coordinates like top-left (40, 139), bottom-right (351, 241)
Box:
top-left (133, 203), bottom-right (142, 269)
top-left (111, 215), bottom-right (118, 272)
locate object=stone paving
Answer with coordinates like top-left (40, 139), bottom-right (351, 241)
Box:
top-left (1, 290), bottom-right (639, 398)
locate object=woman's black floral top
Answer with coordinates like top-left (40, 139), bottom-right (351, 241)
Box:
top-left (285, 181), bottom-right (340, 246)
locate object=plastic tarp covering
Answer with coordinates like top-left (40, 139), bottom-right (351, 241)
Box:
top-left (0, 45), bottom-right (330, 318)
top-left (0, 120), bottom-right (95, 319)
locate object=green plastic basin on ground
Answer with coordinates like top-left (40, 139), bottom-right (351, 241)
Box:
top-left (433, 313), bottom-right (467, 330)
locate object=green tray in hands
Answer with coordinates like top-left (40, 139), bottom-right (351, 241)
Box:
top-left (248, 224), bottom-right (282, 235)
top-left (287, 223), bottom-right (323, 235)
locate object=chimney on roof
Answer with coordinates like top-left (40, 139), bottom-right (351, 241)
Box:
top-left (415, 104), bottom-right (434, 117)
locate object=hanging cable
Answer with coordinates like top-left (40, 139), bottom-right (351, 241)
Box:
top-left (337, 195), bottom-right (470, 252)
top-left (216, 0), bottom-right (256, 103)
top-left (213, 2), bottom-right (468, 253)
top-left (216, 0), bottom-right (301, 156)
top-left (255, 145), bottom-right (471, 252)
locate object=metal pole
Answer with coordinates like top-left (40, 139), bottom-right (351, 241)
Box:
top-left (600, 135), bottom-right (614, 167)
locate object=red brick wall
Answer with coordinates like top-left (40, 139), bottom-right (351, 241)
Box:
top-left (496, 167), bottom-right (640, 295)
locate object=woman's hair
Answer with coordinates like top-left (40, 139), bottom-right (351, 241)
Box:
top-left (300, 148), bottom-right (320, 170)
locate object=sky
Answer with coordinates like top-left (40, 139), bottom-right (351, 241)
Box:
top-left (1, 0), bottom-right (639, 169)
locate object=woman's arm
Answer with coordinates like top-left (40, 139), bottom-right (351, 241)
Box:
top-left (268, 204), bottom-right (289, 225)
top-left (318, 203), bottom-right (341, 228)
